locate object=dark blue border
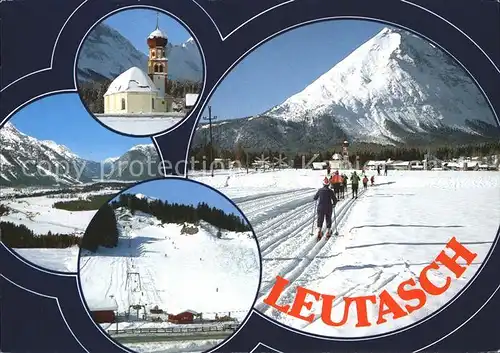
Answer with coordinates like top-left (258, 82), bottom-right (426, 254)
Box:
top-left (1, 0), bottom-right (500, 352)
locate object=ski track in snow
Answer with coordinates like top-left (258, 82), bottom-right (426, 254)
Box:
top-left (192, 169), bottom-right (500, 337)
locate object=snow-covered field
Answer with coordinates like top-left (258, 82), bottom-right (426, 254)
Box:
top-left (2, 195), bottom-right (97, 234)
top-left (191, 169), bottom-right (500, 337)
top-left (124, 339), bottom-right (222, 353)
top-left (2, 186), bottom-right (122, 271)
top-left (13, 246), bottom-right (80, 272)
top-left (79, 208), bottom-right (260, 321)
top-left (96, 116), bottom-right (184, 136)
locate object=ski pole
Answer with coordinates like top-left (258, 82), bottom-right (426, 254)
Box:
top-left (333, 204), bottom-right (339, 236)
top-left (311, 199), bottom-right (317, 235)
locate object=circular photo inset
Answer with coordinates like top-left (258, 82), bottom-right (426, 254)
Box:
top-left (188, 20), bottom-right (500, 338)
top-left (0, 93), bottom-right (163, 272)
top-left (77, 8), bottom-right (204, 137)
top-left (78, 178), bottom-right (261, 353)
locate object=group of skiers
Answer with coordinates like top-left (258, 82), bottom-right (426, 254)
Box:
top-left (326, 170), bottom-right (370, 200)
top-left (377, 164), bottom-right (388, 176)
top-left (312, 167), bottom-right (376, 240)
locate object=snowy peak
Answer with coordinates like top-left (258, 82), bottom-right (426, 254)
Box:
top-left (103, 156), bottom-right (119, 164)
top-left (263, 26), bottom-right (496, 145)
top-left (39, 140), bottom-right (79, 160)
top-left (133, 193), bottom-right (157, 201)
top-left (182, 37), bottom-right (195, 47)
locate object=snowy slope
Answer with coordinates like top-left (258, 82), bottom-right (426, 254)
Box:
top-left (0, 122), bottom-right (161, 186)
top-left (193, 27), bottom-right (498, 151)
top-left (191, 169), bottom-right (500, 337)
top-left (78, 23), bottom-right (203, 82)
top-left (14, 246), bottom-right (80, 272)
top-left (79, 207), bottom-right (260, 320)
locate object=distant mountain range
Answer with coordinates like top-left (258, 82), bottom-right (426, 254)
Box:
top-left (193, 27), bottom-right (499, 152)
top-left (0, 122), bottom-right (161, 187)
top-left (77, 23), bottom-right (203, 83)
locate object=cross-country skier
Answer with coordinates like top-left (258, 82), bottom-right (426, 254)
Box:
top-left (330, 170), bottom-right (343, 199)
top-left (377, 165), bottom-right (381, 176)
top-left (313, 177), bottom-right (338, 240)
top-left (384, 164), bottom-right (388, 176)
top-left (342, 174), bottom-right (348, 198)
top-left (338, 174), bottom-right (345, 199)
top-left (351, 171), bottom-right (360, 198)
top-left (371, 175), bottom-right (375, 186)
top-left (362, 175), bottom-right (369, 190)
top-left (326, 162), bottom-right (331, 175)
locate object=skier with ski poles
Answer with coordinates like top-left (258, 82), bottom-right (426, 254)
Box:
top-left (313, 177), bottom-right (338, 241)
top-left (341, 173), bottom-right (348, 199)
top-left (351, 171), bottom-right (361, 199)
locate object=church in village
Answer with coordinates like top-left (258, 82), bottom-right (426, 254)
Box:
top-left (103, 18), bottom-right (174, 115)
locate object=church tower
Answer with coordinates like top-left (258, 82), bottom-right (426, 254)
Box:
top-left (147, 13), bottom-right (168, 98)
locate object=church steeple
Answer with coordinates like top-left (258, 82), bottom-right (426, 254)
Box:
top-left (147, 12), bottom-right (168, 98)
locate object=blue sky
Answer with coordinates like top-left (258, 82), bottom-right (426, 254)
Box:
top-left (8, 93), bottom-right (152, 161)
top-left (200, 20), bottom-right (386, 121)
top-left (119, 179), bottom-right (245, 219)
top-left (104, 8), bottom-right (193, 55)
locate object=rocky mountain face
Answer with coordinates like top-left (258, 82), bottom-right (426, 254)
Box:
top-left (193, 27), bottom-right (498, 152)
top-left (104, 144), bottom-right (162, 182)
top-left (77, 23), bottom-right (203, 83)
top-left (0, 122), bottom-right (161, 187)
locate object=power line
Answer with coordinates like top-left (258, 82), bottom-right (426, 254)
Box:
top-left (203, 106), bottom-right (217, 177)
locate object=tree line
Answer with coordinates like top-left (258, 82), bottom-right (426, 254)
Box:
top-left (189, 141), bottom-right (500, 170)
top-left (53, 194), bottom-right (116, 211)
top-left (0, 221), bottom-right (81, 248)
top-left (111, 193), bottom-right (251, 232)
top-left (79, 78), bottom-right (202, 114)
top-left (0, 182), bottom-right (128, 201)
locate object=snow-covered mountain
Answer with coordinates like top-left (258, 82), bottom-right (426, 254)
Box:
top-left (0, 122), bottom-right (161, 187)
top-left (78, 23), bottom-right (203, 82)
top-left (104, 144), bottom-right (161, 182)
top-left (194, 27), bottom-right (498, 151)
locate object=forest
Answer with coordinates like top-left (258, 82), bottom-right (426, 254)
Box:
top-left (111, 193), bottom-right (251, 233)
top-left (1, 221), bottom-right (81, 248)
top-left (53, 194), bottom-right (117, 211)
top-left (79, 78), bottom-right (202, 114)
top-left (188, 141), bottom-right (500, 170)
top-left (80, 203), bottom-right (119, 252)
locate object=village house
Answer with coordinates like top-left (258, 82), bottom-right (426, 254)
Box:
top-left (87, 297), bottom-right (118, 324)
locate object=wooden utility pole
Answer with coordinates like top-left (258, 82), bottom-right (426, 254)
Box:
top-left (203, 106), bottom-right (217, 177)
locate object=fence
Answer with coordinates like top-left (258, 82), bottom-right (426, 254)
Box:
top-left (108, 323), bottom-right (239, 336)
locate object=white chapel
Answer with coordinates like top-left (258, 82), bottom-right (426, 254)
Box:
top-left (103, 17), bottom-right (174, 115)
